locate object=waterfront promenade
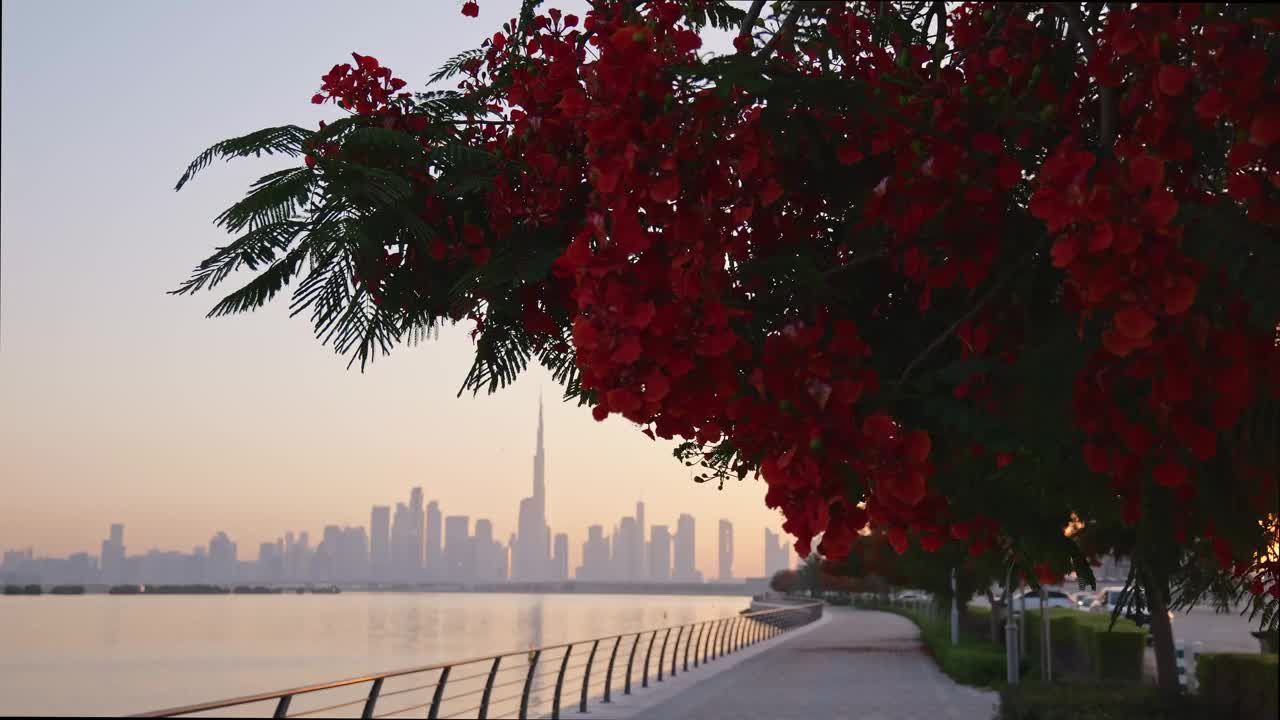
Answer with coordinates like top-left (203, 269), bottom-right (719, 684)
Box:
top-left (592, 607), bottom-right (999, 720)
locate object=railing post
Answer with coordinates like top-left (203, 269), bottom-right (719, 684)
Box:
top-left (657, 628), bottom-right (672, 682)
top-left (272, 695), bottom-right (292, 719)
top-left (478, 656), bottom-right (502, 720)
top-left (519, 650), bottom-right (540, 720)
top-left (691, 623), bottom-right (704, 668)
top-left (641, 631), bottom-right (658, 688)
top-left (670, 626), bottom-right (684, 678)
top-left (579, 639), bottom-right (599, 714)
top-left (727, 618), bottom-right (740, 654)
top-left (624, 633), bottom-right (641, 695)
top-left (360, 677), bottom-right (384, 719)
top-left (427, 667), bottom-right (451, 720)
top-left (602, 636), bottom-right (622, 704)
top-left (551, 644), bottom-right (573, 720)
top-left (706, 619), bottom-right (721, 663)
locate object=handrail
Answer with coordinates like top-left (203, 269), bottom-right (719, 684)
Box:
top-left (133, 600), bottom-right (822, 718)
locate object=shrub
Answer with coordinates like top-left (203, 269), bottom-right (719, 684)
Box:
top-left (999, 683), bottom-right (1202, 720)
top-left (1021, 609), bottom-right (1147, 682)
top-left (1196, 653), bottom-right (1279, 720)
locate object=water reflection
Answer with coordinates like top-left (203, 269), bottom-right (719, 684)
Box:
top-left (0, 592), bottom-right (748, 716)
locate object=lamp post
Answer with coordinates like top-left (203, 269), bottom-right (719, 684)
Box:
top-left (950, 568), bottom-right (959, 646)
top-left (1005, 565), bottom-right (1020, 685)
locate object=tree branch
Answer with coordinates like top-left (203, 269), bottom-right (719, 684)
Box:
top-left (740, 0), bottom-right (767, 39)
top-left (931, 1), bottom-right (947, 74)
top-left (898, 251), bottom-right (1037, 384)
top-left (823, 248), bottom-right (887, 278)
top-left (760, 3), bottom-right (803, 61)
top-left (1061, 3), bottom-right (1115, 152)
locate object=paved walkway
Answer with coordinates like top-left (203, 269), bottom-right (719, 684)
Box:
top-left (584, 607), bottom-right (999, 720)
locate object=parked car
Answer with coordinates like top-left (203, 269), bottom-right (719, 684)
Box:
top-left (1088, 587), bottom-right (1128, 614)
top-left (895, 590), bottom-right (929, 602)
top-left (1017, 589), bottom-right (1076, 609)
top-left (1088, 586), bottom-right (1174, 645)
top-left (1073, 591), bottom-right (1097, 609)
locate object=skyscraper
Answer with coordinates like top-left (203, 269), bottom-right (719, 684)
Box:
top-left (553, 533), bottom-right (569, 580)
top-left (617, 516), bottom-right (641, 581)
top-left (409, 487), bottom-right (425, 577)
top-left (577, 525), bottom-right (611, 580)
top-left (391, 502), bottom-right (411, 580)
top-left (649, 525), bottom-right (671, 582)
top-left (370, 505), bottom-right (390, 581)
top-left (673, 514), bottom-right (698, 582)
top-left (514, 398), bottom-right (550, 581)
top-left (635, 501), bottom-right (646, 579)
top-left (764, 529), bottom-right (792, 579)
top-left (718, 520), bottom-right (734, 581)
top-left (444, 515), bottom-right (472, 582)
top-left (425, 501), bottom-right (442, 578)
top-left (474, 518), bottom-right (504, 582)
top-left (100, 523), bottom-right (125, 584)
top-left (208, 531), bottom-right (237, 583)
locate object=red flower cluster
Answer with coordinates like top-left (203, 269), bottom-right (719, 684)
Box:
top-left (311, 53), bottom-right (409, 116)
top-left (295, 2), bottom-right (1279, 598)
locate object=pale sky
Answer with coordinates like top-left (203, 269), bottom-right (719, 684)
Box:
top-left (0, 1), bottom-right (790, 578)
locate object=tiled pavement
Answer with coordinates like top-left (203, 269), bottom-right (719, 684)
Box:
top-left (576, 607), bottom-right (999, 720)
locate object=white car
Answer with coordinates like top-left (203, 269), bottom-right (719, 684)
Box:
top-left (1089, 587), bottom-right (1128, 614)
top-left (1017, 589), bottom-right (1076, 609)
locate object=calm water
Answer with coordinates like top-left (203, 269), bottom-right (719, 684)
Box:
top-left (0, 592), bottom-right (749, 717)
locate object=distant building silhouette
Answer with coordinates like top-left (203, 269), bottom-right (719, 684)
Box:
top-left (370, 505), bottom-right (390, 581)
top-left (514, 398), bottom-right (551, 581)
top-left (649, 525), bottom-right (671, 582)
top-left (553, 533), bottom-right (569, 580)
top-left (100, 523), bottom-right (125, 584)
top-left (764, 529), bottom-right (792, 579)
top-left (426, 501), bottom-right (442, 579)
top-left (718, 520), bottom-right (734, 581)
top-left (673, 514), bottom-right (698, 582)
top-left (408, 487), bottom-right (425, 577)
top-left (577, 525), bottom-right (611, 580)
top-left (444, 515), bottom-right (472, 582)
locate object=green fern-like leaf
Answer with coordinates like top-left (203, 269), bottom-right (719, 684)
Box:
top-left (175, 125), bottom-right (313, 191)
top-left (429, 49), bottom-right (485, 86)
top-left (205, 243), bottom-right (310, 318)
top-left (172, 220), bottom-right (303, 296)
top-left (214, 167), bottom-right (316, 234)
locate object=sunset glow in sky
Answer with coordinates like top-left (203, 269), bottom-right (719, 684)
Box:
top-left (0, 1), bottom-right (791, 578)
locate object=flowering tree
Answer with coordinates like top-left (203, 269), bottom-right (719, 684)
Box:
top-left (176, 0), bottom-right (1278, 688)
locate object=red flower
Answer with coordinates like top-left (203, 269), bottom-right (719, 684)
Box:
top-left (1114, 305), bottom-right (1156, 340)
top-left (1152, 460), bottom-right (1189, 488)
top-left (887, 526), bottom-right (909, 554)
top-left (1195, 90), bottom-right (1228, 120)
top-left (1128, 155), bottom-right (1164, 191)
top-left (1227, 173), bottom-right (1261, 200)
top-left (1249, 106), bottom-right (1279, 147)
top-left (460, 1), bottom-right (479, 17)
top-left (1157, 65), bottom-right (1191, 96)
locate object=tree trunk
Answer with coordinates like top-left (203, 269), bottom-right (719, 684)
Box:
top-left (1141, 569), bottom-right (1179, 694)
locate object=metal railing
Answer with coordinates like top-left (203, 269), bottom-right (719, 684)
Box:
top-left (133, 601), bottom-right (822, 719)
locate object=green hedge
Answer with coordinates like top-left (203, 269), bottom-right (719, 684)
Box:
top-left (1022, 609), bottom-right (1147, 682)
top-left (1196, 653), bottom-right (1279, 720)
top-left (999, 683), bottom-right (1202, 720)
